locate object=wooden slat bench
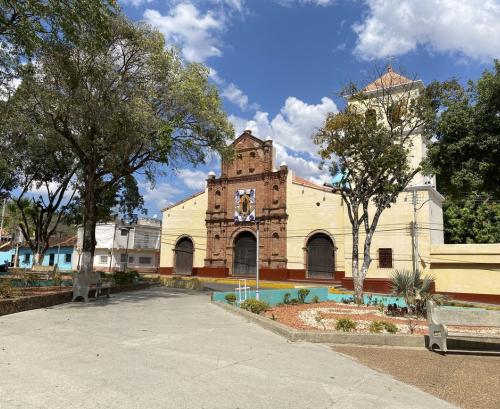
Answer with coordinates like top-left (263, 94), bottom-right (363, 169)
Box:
top-left (427, 300), bottom-right (500, 353)
top-left (30, 265), bottom-right (55, 280)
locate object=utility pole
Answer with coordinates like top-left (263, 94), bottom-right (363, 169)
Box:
top-left (121, 226), bottom-right (133, 273)
top-left (255, 219), bottom-right (260, 301)
top-left (411, 190), bottom-right (419, 274)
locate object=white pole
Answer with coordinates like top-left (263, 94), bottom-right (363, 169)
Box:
top-left (412, 190), bottom-right (419, 274)
top-left (255, 220), bottom-right (260, 301)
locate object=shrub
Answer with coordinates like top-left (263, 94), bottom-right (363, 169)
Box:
top-left (240, 299), bottom-right (269, 315)
top-left (369, 321), bottom-right (384, 333)
top-left (161, 277), bottom-right (202, 291)
top-left (113, 270), bottom-right (140, 285)
top-left (312, 295), bottom-right (320, 303)
top-left (283, 293), bottom-right (291, 304)
top-left (0, 280), bottom-right (20, 299)
top-left (297, 288), bottom-right (310, 304)
top-left (383, 321), bottom-right (398, 334)
top-left (335, 318), bottom-right (357, 332)
top-left (289, 298), bottom-right (299, 305)
top-left (225, 293), bottom-right (237, 305)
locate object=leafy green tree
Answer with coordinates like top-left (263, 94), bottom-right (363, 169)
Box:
top-left (442, 195), bottom-right (500, 244)
top-left (0, 0), bottom-right (117, 100)
top-left (426, 62), bottom-right (499, 197)
top-left (425, 61), bottom-right (500, 243)
top-left (13, 16), bottom-right (233, 279)
top-left (314, 68), bottom-right (437, 304)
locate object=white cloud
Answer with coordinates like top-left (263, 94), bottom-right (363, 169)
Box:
top-left (354, 0), bottom-right (500, 61)
top-left (120, 0), bottom-right (153, 7)
top-left (221, 83), bottom-right (259, 111)
top-left (230, 96), bottom-right (337, 154)
top-left (143, 3), bottom-right (224, 62)
top-left (141, 181), bottom-right (183, 211)
top-left (177, 169), bottom-right (208, 190)
top-left (278, 0), bottom-right (335, 6)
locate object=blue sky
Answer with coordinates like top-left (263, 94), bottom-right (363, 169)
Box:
top-left (119, 0), bottom-right (500, 217)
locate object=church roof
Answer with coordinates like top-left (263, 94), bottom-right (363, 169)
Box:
top-left (364, 66), bottom-right (416, 92)
top-left (292, 175), bottom-right (332, 192)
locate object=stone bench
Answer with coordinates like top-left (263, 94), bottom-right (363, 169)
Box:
top-left (427, 300), bottom-right (500, 353)
top-left (72, 272), bottom-right (111, 302)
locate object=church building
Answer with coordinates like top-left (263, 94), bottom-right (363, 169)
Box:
top-left (159, 69), bottom-right (456, 293)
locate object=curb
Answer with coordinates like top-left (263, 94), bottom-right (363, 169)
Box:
top-left (212, 301), bottom-right (427, 348)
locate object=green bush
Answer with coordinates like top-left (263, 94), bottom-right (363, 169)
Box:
top-left (335, 318), bottom-right (357, 332)
top-left (283, 293), bottom-right (291, 304)
top-left (312, 295), bottom-right (320, 303)
top-left (369, 321), bottom-right (384, 333)
top-left (297, 288), bottom-right (310, 304)
top-left (113, 270), bottom-right (140, 285)
top-left (240, 299), bottom-right (269, 315)
top-left (225, 293), bottom-right (237, 305)
top-left (289, 298), bottom-right (299, 305)
top-left (369, 320), bottom-right (398, 334)
top-left (383, 321), bottom-right (398, 334)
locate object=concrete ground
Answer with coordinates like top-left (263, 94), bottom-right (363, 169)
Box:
top-left (331, 345), bottom-right (500, 409)
top-left (0, 287), bottom-right (456, 409)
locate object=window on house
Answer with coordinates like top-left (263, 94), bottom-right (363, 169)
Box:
top-left (378, 248), bottom-right (393, 268)
top-left (120, 229), bottom-right (128, 236)
top-left (24, 253), bottom-right (30, 263)
top-left (128, 256), bottom-right (134, 263)
top-left (65, 253), bottom-right (71, 263)
top-left (120, 253), bottom-right (127, 262)
top-left (100, 255), bottom-right (108, 263)
top-left (139, 256), bottom-right (151, 265)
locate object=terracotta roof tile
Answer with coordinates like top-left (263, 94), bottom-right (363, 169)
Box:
top-left (292, 175), bottom-right (331, 192)
top-left (364, 66), bottom-right (415, 92)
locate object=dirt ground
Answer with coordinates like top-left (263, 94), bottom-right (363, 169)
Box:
top-left (331, 345), bottom-right (500, 409)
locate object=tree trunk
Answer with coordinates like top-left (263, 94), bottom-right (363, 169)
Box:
top-left (351, 224), bottom-right (364, 304)
top-left (33, 251), bottom-right (43, 267)
top-left (77, 167), bottom-right (98, 285)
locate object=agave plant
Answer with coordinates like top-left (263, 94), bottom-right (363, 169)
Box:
top-left (390, 269), bottom-right (446, 316)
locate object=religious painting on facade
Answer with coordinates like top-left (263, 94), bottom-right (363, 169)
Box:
top-left (234, 189), bottom-right (256, 222)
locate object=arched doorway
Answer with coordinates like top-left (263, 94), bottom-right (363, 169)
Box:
top-left (233, 231), bottom-right (256, 276)
top-left (174, 237), bottom-right (194, 275)
top-left (306, 233), bottom-right (334, 278)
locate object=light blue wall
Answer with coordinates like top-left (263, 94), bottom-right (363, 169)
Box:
top-left (16, 246), bottom-right (74, 271)
top-left (0, 249), bottom-right (12, 265)
top-left (212, 287), bottom-right (329, 306)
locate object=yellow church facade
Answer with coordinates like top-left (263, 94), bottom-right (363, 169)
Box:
top-left (159, 69), bottom-right (500, 304)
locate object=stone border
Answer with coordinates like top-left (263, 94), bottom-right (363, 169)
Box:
top-left (212, 301), bottom-right (426, 347)
top-left (0, 283), bottom-right (153, 317)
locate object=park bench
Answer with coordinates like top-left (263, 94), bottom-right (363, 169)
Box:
top-left (72, 272), bottom-right (111, 302)
top-left (427, 300), bottom-right (500, 353)
top-left (30, 265), bottom-right (55, 280)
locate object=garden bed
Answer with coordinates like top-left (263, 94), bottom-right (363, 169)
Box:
top-left (264, 301), bottom-right (500, 336)
top-left (0, 283), bottom-right (152, 317)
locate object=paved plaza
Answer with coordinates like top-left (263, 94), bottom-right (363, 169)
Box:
top-left (0, 287), bottom-right (456, 409)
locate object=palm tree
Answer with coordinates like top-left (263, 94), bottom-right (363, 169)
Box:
top-left (390, 269), bottom-right (446, 316)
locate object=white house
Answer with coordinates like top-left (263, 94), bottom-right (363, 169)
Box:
top-left (76, 218), bottom-right (161, 273)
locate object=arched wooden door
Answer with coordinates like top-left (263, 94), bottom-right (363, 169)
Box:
top-left (233, 232), bottom-right (256, 276)
top-left (307, 233), bottom-right (334, 278)
top-left (174, 237), bottom-right (194, 275)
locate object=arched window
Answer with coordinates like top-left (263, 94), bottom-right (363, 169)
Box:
top-left (174, 237), bottom-right (194, 275)
top-left (272, 232), bottom-right (280, 256)
top-left (272, 185), bottom-right (279, 205)
top-left (306, 233), bottom-right (334, 278)
top-left (214, 190), bottom-right (221, 209)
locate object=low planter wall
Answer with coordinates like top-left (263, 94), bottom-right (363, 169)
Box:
top-left (0, 283), bottom-right (152, 317)
top-left (213, 301), bottom-right (500, 351)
